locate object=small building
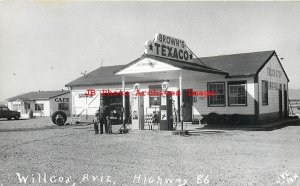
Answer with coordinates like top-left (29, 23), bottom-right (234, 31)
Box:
top-left (7, 90), bottom-right (70, 118)
top-left (65, 33), bottom-right (289, 127)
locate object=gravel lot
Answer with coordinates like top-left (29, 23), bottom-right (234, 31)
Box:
top-left (0, 117), bottom-right (299, 186)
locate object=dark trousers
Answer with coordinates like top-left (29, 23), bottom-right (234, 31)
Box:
top-left (100, 117), bottom-right (107, 134)
top-left (94, 121), bottom-right (99, 134)
top-left (94, 117), bottom-right (107, 134)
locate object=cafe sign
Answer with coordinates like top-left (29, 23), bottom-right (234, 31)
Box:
top-left (144, 33), bottom-right (193, 62)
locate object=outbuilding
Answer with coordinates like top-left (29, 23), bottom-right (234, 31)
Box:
top-left (66, 33), bottom-right (289, 128)
top-left (7, 90), bottom-right (70, 118)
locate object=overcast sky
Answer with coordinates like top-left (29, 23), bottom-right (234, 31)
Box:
top-left (1, 1), bottom-right (300, 101)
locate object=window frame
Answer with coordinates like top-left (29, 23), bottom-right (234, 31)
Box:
top-left (35, 103), bottom-right (44, 111)
top-left (207, 82), bottom-right (226, 107)
top-left (227, 81), bottom-right (247, 106)
top-left (12, 104), bottom-right (21, 111)
top-left (58, 103), bottom-right (69, 111)
top-left (26, 102), bottom-right (30, 109)
top-left (2, 107), bottom-right (9, 111)
top-left (262, 80), bottom-right (269, 106)
top-left (149, 85), bottom-right (161, 108)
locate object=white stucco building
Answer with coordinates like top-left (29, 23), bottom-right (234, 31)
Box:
top-left (65, 33), bottom-right (289, 128)
top-left (7, 90), bottom-right (70, 118)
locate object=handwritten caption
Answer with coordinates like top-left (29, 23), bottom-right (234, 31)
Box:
top-left (0, 173), bottom-right (211, 185)
top-left (276, 170), bottom-right (298, 185)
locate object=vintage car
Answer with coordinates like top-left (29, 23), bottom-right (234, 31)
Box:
top-left (93, 103), bottom-right (123, 124)
top-left (109, 103), bottom-right (123, 124)
top-left (0, 105), bottom-right (21, 120)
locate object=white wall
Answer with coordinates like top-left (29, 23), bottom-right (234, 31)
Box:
top-left (8, 101), bottom-right (21, 112)
top-left (72, 84), bottom-right (134, 121)
top-left (34, 100), bottom-right (50, 116)
top-left (71, 83), bottom-right (162, 121)
top-left (8, 100), bottom-right (36, 118)
top-left (70, 73), bottom-right (256, 122)
top-left (169, 76), bottom-right (255, 117)
top-left (8, 97), bottom-right (73, 118)
top-left (258, 55), bottom-right (289, 114)
top-left (7, 102), bottom-right (12, 110)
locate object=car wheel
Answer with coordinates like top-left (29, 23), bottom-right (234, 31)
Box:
top-left (51, 111), bottom-right (67, 126)
top-left (14, 116), bottom-right (20, 120)
top-left (7, 117), bottom-right (11, 120)
top-left (231, 114), bottom-right (241, 125)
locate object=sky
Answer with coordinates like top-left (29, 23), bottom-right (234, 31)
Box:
top-left (1, 1), bottom-right (300, 102)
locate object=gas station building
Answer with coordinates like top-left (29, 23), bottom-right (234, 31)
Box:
top-left (65, 33), bottom-right (289, 129)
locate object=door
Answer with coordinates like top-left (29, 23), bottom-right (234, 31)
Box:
top-left (284, 85), bottom-right (288, 118)
top-left (1, 107), bottom-right (10, 118)
top-left (182, 89), bottom-right (193, 122)
top-left (24, 102), bottom-right (30, 114)
top-left (279, 84), bottom-right (283, 119)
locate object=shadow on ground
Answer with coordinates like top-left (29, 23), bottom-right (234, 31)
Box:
top-left (0, 125), bottom-right (70, 132)
top-left (0, 123), bottom-right (93, 133)
top-left (0, 118), bottom-right (28, 121)
top-left (197, 118), bottom-right (300, 132)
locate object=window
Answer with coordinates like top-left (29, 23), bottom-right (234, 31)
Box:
top-left (25, 102), bottom-right (30, 109)
top-left (58, 103), bottom-right (69, 111)
top-left (35, 104), bottom-right (44, 111)
top-left (149, 85), bottom-right (161, 107)
top-left (228, 81), bottom-right (247, 106)
top-left (2, 107), bottom-right (9, 111)
top-left (262, 80), bottom-right (268, 105)
top-left (12, 104), bottom-right (21, 111)
top-left (207, 82), bottom-right (225, 106)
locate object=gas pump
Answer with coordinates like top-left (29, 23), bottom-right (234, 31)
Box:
top-left (131, 83), bottom-right (144, 130)
top-left (159, 82), bottom-right (173, 131)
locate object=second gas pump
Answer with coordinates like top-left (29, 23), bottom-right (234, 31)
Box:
top-left (159, 82), bottom-right (173, 131)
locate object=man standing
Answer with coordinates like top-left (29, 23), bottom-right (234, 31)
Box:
top-left (94, 110), bottom-right (100, 134)
top-left (97, 98), bottom-right (110, 134)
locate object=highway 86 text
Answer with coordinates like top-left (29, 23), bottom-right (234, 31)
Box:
top-left (132, 174), bottom-right (209, 185)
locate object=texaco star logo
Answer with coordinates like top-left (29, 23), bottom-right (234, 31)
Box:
top-left (148, 43), bottom-right (153, 51)
top-left (146, 41), bottom-right (193, 61)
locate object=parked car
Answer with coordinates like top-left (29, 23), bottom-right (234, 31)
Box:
top-left (109, 103), bottom-right (123, 124)
top-left (0, 105), bottom-right (21, 120)
top-left (93, 103), bottom-right (123, 124)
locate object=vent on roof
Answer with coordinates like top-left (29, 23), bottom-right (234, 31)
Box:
top-left (81, 71), bottom-right (87, 77)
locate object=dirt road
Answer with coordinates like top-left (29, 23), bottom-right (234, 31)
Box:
top-left (0, 117), bottom-right (299, 185)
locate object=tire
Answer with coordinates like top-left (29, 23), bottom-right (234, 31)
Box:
top-left (51, 111), bottom-right (67, 126)
top-left (14, 115), bottom-right (20, 120)
top-left (231, 114), bottom-right (241, 125)
top-left (207, 112), bottom-right (220, 125)
top-left (220, 115), bottom-right (230, 125)
top-left (7, 117), bottom-right (11, 120)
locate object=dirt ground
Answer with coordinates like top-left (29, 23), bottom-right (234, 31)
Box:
top-left (0, 117), bottom-right (299, 186)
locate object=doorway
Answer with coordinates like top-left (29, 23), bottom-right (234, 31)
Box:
top-left (101, 93), bottom-right (130, 124)
top-left (284, 85), bottom-right (288, 118)
top-left (279, 84), bottom-right (283, 119)
top-left (178, 89), bottom-right (193, 122)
